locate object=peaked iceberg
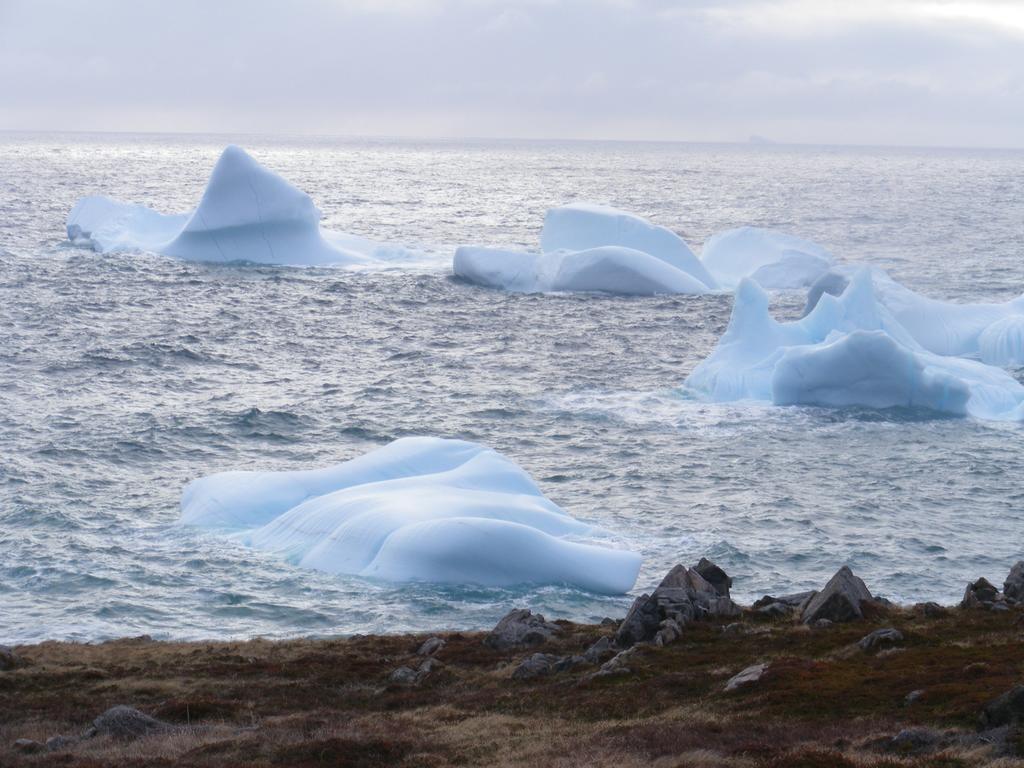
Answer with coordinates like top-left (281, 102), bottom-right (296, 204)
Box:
top-left (685, 269), bottom-right (1024, 420)
top-left (700, 226), bottom-right (834, 289)
top-left (806, 266), bottom-right (1024, 367)
top-left (180, 437), bottom-right (641, 594)
top-left (67, 145), bottom-right (421, 266)
top-left (454, 203), bottom-right (715, 295)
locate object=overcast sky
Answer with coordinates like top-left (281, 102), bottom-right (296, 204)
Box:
top-left (1, 0), bottom-right (1022, 147)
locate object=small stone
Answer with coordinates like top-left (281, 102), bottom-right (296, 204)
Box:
top-left (583, 636), bottom-right (614, 664)
top-left (905, 689), bottom-right (924, 706)
top-left (857, 627), bottom-right (903, 652)
top-left (0, 645), bottom-right (23, 671)
top-left (91, 706), bottom-right (170, 740)
top-left (512, 653), bottom-right (558, 680)
top-left (917, 602), bottom-right (948, 618)
top-left (600, 617), bottom-right (618, 627)
top-left (721, 623), bottom-right (744, 635)
top-left (757, 602), bottom-right (792, 618)
top-left (593, 647), bottom-right (638, 678)
top-left (484, 609), bottom-right (560, 650)
top-left (417, 637), bottom-right (445, 656)
top-left (810, 618), bottom-right (833, 629)
top-left (725, 662), bottom-right (768, 692)
top-left (886, 728), bottom-right (940, 755)
top-left (45, 735), bottom-right (79, 751)
top-left (388, 666), bottom-right (419, 686)
top-left (13, 739), bottom-right (45, 754)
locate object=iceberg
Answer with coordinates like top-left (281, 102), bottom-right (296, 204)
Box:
top-left (180, 437), bottom-right (641, 594)
top-left (541, 203), bottom-right (719, 289)
top-left (700, 227), bottom-right (834, 289)
top-left (453, 203), bottom-right (715, 295)
top-left (806, 267), bottom-right (1024, 366)
top-left (67, 145), bottom-right (422, 266)
top-left (454, 244), bottom-right (711, 295)
top-left (684, 269), bottom-right (1024, 420)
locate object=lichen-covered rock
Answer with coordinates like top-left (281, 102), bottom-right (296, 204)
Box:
top-left (980, 685), bottom-right (1024, 729)
top-left (13, 739), bottom-right (44, 754)
top-left (388, 666), bottom-right (419, 686)
top-left (694, 557), bottom-right (733, 597)
top-left (961, 577), bottom-right (1001, 609)
top-left (90, 706), bottom-right (170, 740)
top-left (511, 653), bottom-right (559, 680)
top-left (615, 563), bottom-right (740, 647)
top-left (858, 627), bottom-right (903, 652)
top-left (801, 566), bottom-right (873, 624)
top-left (417, 637), bottom-right (445, 656)
top-left (884, 728), bottom-right (941, 756)
top-left (0, 645), bottom-right (23, 671)
top-left (725, 662), bottom-right (768, 692)
top-left (483, 609), bottom-right (560, 650)
top-left (1004, 562), bottom-right (1024, 603)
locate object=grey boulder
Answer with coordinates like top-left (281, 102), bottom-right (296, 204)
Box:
top-left (89, 706), bottom-right (171, 740)
top-left (858, 627), bottom-right (904, 652)
top-left (484, 609), bottom-right (560, 650)
top-left (1004, 562), bottom-right (1024, 603)
top-left (801, 566), bottom-right (874, 624)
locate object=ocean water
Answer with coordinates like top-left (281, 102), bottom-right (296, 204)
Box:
top-left (2, 132), bottom-right (1024, 644)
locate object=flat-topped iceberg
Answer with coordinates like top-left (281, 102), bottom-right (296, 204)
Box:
top-left (685, 269), bottom-right (1024, 420)
top-left (180, 437), bottom-right (641, 594)
top-left (67, 145), bottom-right (422, 266)
top-left (454, 203), bottom-right (716, 295)
top-left (701, 227), bottom-right (834, 289)
top-left (807, 266), bottom-right (1024, 367)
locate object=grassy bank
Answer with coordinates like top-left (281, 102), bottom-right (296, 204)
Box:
top-left (3, 602), bottom-right (1024, 767)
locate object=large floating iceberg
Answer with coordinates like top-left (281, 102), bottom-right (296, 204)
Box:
top-left (685, 269), bottom-right (1024, 420)
top-left (67, 145), bottom-right (423, 266)
top-left (701, 227), bottom-right (834, 290)
top-left (454, 203), bottom-right (717, 295)
top-left (807, 266), bottom-right (1024, 367)
top-left (180, 437), bottom-right (641, 594)
top-left (455, 202), bottom-right (837, 296)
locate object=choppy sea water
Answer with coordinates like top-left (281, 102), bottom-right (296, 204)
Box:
top-left (2, 132), bottom-right (1024, 644)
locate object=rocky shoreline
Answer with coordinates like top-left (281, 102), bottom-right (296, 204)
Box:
top-left (5, 560), bottom-right (1024, 766)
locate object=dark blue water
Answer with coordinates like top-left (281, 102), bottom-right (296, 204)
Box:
top-left (2, 132), bottom-right (1024, 643)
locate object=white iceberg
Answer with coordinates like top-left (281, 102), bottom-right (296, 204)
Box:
top-left (454, 244), bottom-right (711, 296)
top-left (67, 145), bottom-right (422, 266)
top-left (685, 269), bottom-right (1024, 420)
top-left (453, 203), bottom-right (715, 295)
top-left (700, 226), bottom-right (834, 289)
top-left (806, 266), bottom-right (1024, 367)
top-left (180, 437), bottom-right (641, 594)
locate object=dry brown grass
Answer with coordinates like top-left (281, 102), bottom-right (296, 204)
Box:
top-left (3, 607), bottom-right (1024, 766)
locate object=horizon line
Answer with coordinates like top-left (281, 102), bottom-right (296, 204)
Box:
top-left (1, 127), bottom-right (1022, 154)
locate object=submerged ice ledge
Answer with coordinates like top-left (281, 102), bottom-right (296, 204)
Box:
top-left (180, 437), bottom-right (641, 595)
top-left (67, 145), bottom-right (426, 267)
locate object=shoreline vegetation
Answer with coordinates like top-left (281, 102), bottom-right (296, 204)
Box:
top-left (5, 562), bottom-right (1024, 767)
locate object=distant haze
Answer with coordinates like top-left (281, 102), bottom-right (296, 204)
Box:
top-left (1, 0), bottom-right (1022, 148)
